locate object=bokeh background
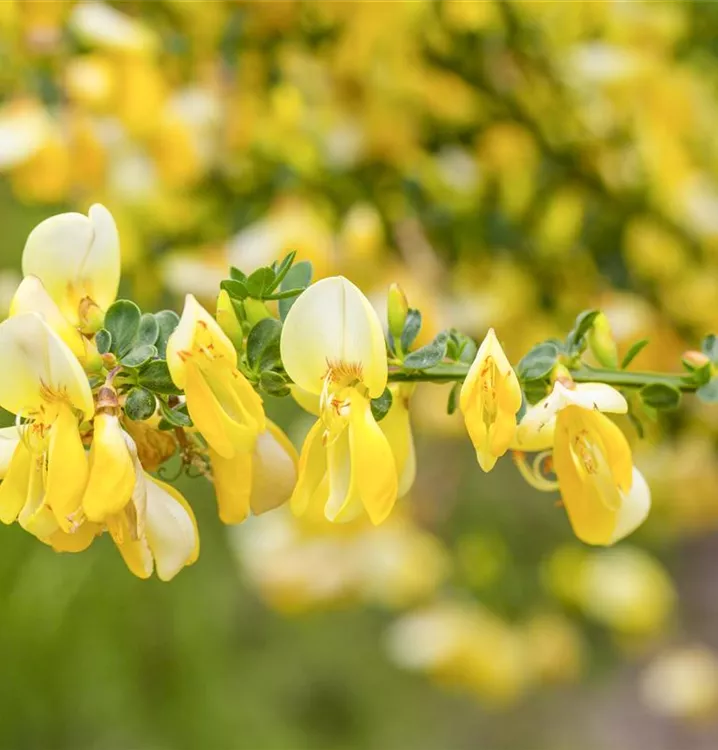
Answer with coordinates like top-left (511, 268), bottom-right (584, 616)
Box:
top-left (2, 2), bottom-right (718, 749)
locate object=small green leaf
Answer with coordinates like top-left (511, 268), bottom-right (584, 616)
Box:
top-left (221, 279), bottom-right (249, 300)
top-left (370, 387), bottom-right (393, 422)
top-left (105, 300), bottom-right (141, 357)
top-left (400, 309), bottom-right (422, 353)
top-left (566, 309), bottom-right (600, 355)
top-left (0, 407), bottom-right (15, 428)
top-left (121, 344), bottom-right (157, 369)
top-left (259, 370), bottom-right (291, 397)
top-left (621, 338), bottom-right (649, 369)
top-left (124, 387), bottom-right (157, 421)
top-left (158, 400), bottom-right (192, 428)
top-left (279, 261), bottom-right (313, 320)
top-left (267, 250), bottom-right (297, 293)
top-left (517, 342), bottom-right (560, 382)
top-left (246, 318), bottom-right (282, 371)
top-left (640, 383), bottom-right (682, 410)
top-left (137, 360), bottom-right (182, 394)
top-left (246, 267), bottom-right (274, 298)
top-left (447, 382), bottom-right (461, 415)
top-left (95, 328), bottom-right (112, 355)
top-left (523, 380), bottom-right (550, 405)
top-left (137, 313), bottom-right (160, 347)
top-left (697, 377), bottom-right (718, 403)
top-left (154, 310), bottom-right (180, 359)
top-left (702, 334), bottom-right (718, 363)
top-left (403, 331), bottom-right (448, 369)
top-left (230, 267), bottom-right (248, 283)
top-left (262, 287), bottom-right (305, 301)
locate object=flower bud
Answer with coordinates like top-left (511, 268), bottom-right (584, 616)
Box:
top-left (216, 290), bottom-right (244, 352)
top-left (388, 283), bottom-right (409, 340)
top-left (683, 350), bottom-right (711, 369)
top-left (587, 312), bottom-right (618, 369)
top-left (244, 298), bottom-right (272, 327)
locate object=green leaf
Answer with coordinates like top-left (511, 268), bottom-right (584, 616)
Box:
top-left (523, 380), bottom-right (550, 405)
top-left (221, 279), bottom-right (249, 300)
top-left (697, 377), bottom-right (718, 403)
top-left (158, 400), bottom-right (192, 428)
top-left (137, 360), bottom-right (182, 394)
top-left (517, 342), bottom-right (560, 382)
top-left (246, 318), bottom-right (282, 371)
top-left (120, 344), bottom-right (157, 369)
top-left (124, 387), bottom-right (157, 421)
top-left (640, 383), bottom-right (682, 411)
top-left (279, 261), bottom-right (313, 320)
top-left (267, 250), bottom-right (297, 292)
top-left (565, 309), bottom-right (599, 355)
top-left (621, 338), bottom-right (649, 369)
top-left (447, 382), bottom-right (461, 415)
top-left (229, 266), bottom-right (247, 283)
top-left (262, 287), bottom-right (306, 301)
top-left (702, 334), bottom-right (718, 363)
top-left (0, 407), bottom-right (15, 428)
top-left (246, 267), bottom-right (274, 298)
top-left (95, 328), bottom-right (112, 355)
top-left (259, 370), bottom-right (291, 397)
top-left (105, 300), bottom-right (141, 357)
top-left (370, 387), bottom-right (393, 422)
top-left (403, 331), bottom-right (448, 369)
top-left (154, 310), bottom-right (180, 359)
top-left (137, 313), bottom-right (160, 347)
top-left (400, 309), bottom-right (422, 353)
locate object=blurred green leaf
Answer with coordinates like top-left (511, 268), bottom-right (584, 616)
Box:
top-left (621, 339), bottom-right (649, 369)
top-left (400, 309), bottom-right (422, 353)
top-left (246, 318), bottom-right (282, 371)
top-left (124, 387), bottom-right (157, 421)
top-left (640, 382), bottom-right (681, 410)
top-left (154, 310), bottom-right (180, 359)
top-left (370, 387), bottom-right (393, 422)
top-left (517, 342), bottom-right (559, 382)
top-left (279, 261), bottom-right (313, 320)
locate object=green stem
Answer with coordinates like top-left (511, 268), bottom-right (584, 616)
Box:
top-left (387, 363), bottom-right (698, 392)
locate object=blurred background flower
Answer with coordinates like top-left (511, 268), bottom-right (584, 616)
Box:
top-left (2, 2), bottom-right (718, 748)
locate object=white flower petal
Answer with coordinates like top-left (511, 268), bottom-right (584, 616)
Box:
top-left (144, 477), bottom-right (198, 582)
top-left (0, 428), bottom-right (20, 479)
top-left (280, 276), bottom-right (387, 397)
top-left (611, 467), bottom-right (651, 543)
top-left (22, 203), bottom-right (120, 322)
top-left (0, 313), bottom-right (93, 417)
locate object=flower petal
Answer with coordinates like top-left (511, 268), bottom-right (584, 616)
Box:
top-left (0, 441), bottom-right (31, 524)
top-left (349, 392), bottom-right (398, 525)
top-left (82, 414), bottom-right (135, 522)
top-left (209, 448), bottom-right (252, 525)
top-left (280, 276), bottom-right (388, 397)
top-left (0, 428), bottom-right (21, 480)
top-left (45, 404), bottom-right (89, 531)
top-left (10, 276), bottom-right (86, 359)
top-left (290, 419), bottom-right (327, 517)
top-left (166, 294), bottom-right (237, 390)
top-left (250, 422), bottom-right (298, 515)
top-left (611, 467), bottom-right (651, 543)
top-left (144, 476), bottom-right (199, 581)
top-left (0, 313), bottom-right (94, 417)
top-left (22, 204), bottom-right (120, 323)
top-left (380, 388), bottom-right (416, 498)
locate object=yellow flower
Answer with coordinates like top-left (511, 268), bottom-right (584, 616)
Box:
top-left (81, 401), bottom-right (136, 523)
top-left (10, 275), bottom-right (86, 359)
top-left (280, 276), bottom-right (398, 524)
top-left (166, 294), bottom-right (265, 458)
top-left (460, 328), bottom-right (522, 472)
top-left (0, 313), bottom-right (92, 537)
top-left (109, 434), bottom-right (199, 582)
top-left (210, 421), bottom-right (298, 524)
top-left (380, 384), bottom-right (416, 498)
top-left (513, 382), bottom-right (651, 545)
top-left (21, 203), bottom-right (120, 328)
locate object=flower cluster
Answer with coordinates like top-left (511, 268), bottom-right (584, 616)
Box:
top-left (0, 203), bottom-right (714, 586)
